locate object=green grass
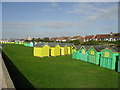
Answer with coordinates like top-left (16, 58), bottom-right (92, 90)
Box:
top-left (2, 44), bottom-right (119, 88)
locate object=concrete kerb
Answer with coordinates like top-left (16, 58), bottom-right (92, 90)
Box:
top-left (0, 46), bottom-right (15, 89)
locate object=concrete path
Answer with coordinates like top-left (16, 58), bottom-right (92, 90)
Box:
top-left (0, 46), bottom-right (2, 90)
top-left (0, 46), bottom-right (15, 89)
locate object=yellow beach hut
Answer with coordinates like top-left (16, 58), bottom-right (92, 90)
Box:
top-left (48, 43), bottom-right (61, 56)
top-left (59, 43), bottom-right (66, 55)
top-left (34, 43), bottom-right (50, 57)
top-left (66, 43), bottom-right (72, 55)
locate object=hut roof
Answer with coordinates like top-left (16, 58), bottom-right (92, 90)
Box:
top-left (112, 47), bottom-right (120, 52)
top-left (105, 46), bottom-right (120, 52)
top-left (92, 45), bottom-right (107, 52)
top-left (81, 45), bottom-right (91, 50)
top-left (65, 43), bottom-right (72, 47)
top-left (34, 43), bottom-right (47, 47)
top-left (59, 43), bottom-right (66, 47)
top-left (76, 45), bottom-right (81, 50)
top-left (48, 43), bottom-right (58, 47)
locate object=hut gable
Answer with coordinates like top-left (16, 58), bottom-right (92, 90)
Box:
top-left (76, 45), bottom-right (81, 50)
top-left (101, 46), bottom-right (119, 53)
top-left (80, 45), bottom-right (91, 51)
top-left (93, 45), bottom-right (106, 52)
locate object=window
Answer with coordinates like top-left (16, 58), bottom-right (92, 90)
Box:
top-left (90, 51), bottom-right (94, 55)
top-left (104, 52), bottom-right (109, 57)
top-left (82, 49), bottom-right (85, 54)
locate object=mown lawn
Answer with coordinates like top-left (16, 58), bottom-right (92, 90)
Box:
top-left (2, 44), bottom-right (119, 88)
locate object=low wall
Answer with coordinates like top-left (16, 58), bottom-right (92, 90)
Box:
top-left (0, 46), bottom-right (15, 89)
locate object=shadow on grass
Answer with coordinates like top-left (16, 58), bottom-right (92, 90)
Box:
top-left (2, 51), bottom-right (36, 90)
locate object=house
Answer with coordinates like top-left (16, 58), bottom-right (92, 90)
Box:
top-left (94, 34), bottom-right (110, 41)
top-left (108, 33), bottom-right (120, 41)
top-left (25, 37), bottom-right (32, 41)
top-left (93, 32), bottom-right (120, 41)
top-left (83, 35), bottom-right (95, 42)
top-left (51, 37), bottom-right (70, 42)
top-left (69, 36), bottom-right (83, 42)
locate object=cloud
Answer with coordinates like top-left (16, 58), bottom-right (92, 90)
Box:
top-left (67, 3), bottom-right (97, 15)
top-left (2, 0), bottom-right (120, 2)
top-left (2, 22), bottom-right (34, 30)
top-left (85, 5), bottom-right (118, 22)
top-left (51, 2), bottom-right (59, 7)
top-left (102, 26), bottom-right (118, 31)
top-left (66, 2), bottom-right (117, 23)
top-left (43, 8), bottom-right (52, 12)
top-left (38, 21), bottom-right (77, 29)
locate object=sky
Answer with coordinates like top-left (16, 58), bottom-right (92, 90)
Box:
top-left (2, 1), bottom-right (118, 39)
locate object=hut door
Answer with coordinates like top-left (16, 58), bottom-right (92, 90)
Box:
top-left (49, 49), bottom-right (52, 56)
top-left (99, 54), bottom-right (101, 66)
top-left (60, 49), bottom-right (61, 56)
top-left (115, 56), bottom-right (119, 71)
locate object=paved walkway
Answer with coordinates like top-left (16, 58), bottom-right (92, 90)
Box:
top-left (0, 46), bottom-right (2, 90)
top-left (0, 46), bottom-right (15, 89)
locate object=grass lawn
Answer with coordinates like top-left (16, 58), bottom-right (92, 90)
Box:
top-left (2, 44), bottom-right (119, 88)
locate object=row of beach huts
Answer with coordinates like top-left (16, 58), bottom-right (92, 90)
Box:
top-left (1, 41), bottom-right (120, 72)
top-left (72, 45), bottom-right (120, 72)
top-left (1, 42), bottom-right (73, 57)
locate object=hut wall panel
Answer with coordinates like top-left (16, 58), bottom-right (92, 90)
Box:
top-left (55, 45), bottom-right (60, 56)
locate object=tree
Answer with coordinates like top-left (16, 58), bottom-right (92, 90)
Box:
top-left (69, 40), bottom-right (81, 45)
top-left (82, 40), bottom-right (99, 45)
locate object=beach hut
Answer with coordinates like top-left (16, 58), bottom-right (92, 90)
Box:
top-left (19, 41), bottom-right (23, 45)
top-left (34, 43), bottom-right (50, 57)
top-left (100, 46), bottom-right (119, 70)
top-left (71, 45), bottom-right (77, 53)
top-left (77, 45), bottom-right (90, 62)
top-left (64, 44), bottom-right (68, 55)
top-left (30, 42), bottom-right (35, 47)
top-left (15, 42), bottom-right (19, 44)
top-left (24, 42), bottom-right (30, 46)
top-left (75, 46), bottom-right (81, 60)
top-left (87, 45), bottom-right (106, 65)
top-left (66, 43), bottom-right (73, 54)
top-left (59, 43), bottom-right (66, 56)
top-left (118, 54), bottom-right (120, 72)
top-left (48, 43), bottom-right (61, 56)
top-left (71, 45), bottom-right (80, 59)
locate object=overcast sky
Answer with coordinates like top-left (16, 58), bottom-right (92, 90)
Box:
top-left (2, 1), bottom-right (118, 39)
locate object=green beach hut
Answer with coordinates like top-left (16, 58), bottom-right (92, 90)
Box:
top-left (75, 46), bottom-right (82, 60)
top-left (118, 53), bottom-right (120, 72)
top-left (100, 46), bottom-right (119, 70)
top-left (77, 45), bottom-right (90, 62)
top-left (71, 45), bottom-right (77, 59)
top-left (87, 45), bottom-right (106, 65)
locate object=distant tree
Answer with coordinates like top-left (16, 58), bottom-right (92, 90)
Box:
top-left (82, 40), bottom-right (99, 45)
top-left (31, 38), bottom-right (35, 42)
top-left (68, 40), bottom-right (81, 45)
top-left (43, 37), bottom-right (50, 42)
